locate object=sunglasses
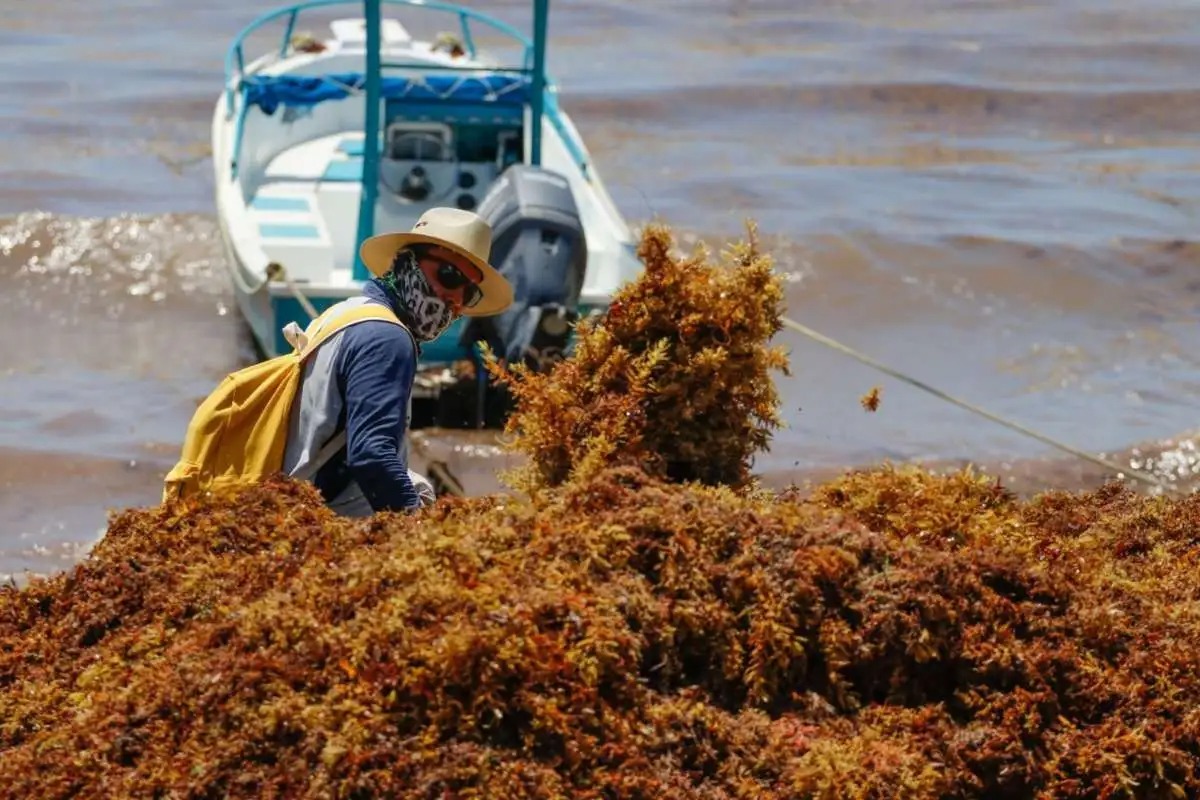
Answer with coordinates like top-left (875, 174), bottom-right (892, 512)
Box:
top-left (412, 246), bottom-right (482, 309)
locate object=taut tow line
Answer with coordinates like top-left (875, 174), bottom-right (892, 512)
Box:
top-left (779, 314), bottom-right (1185, 498)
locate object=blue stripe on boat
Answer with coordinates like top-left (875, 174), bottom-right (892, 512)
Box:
top-left (338, 136), bottom-right (384, 157)
top-left (250, 195), bottom-right (311, 212)
top-left (323, 158), bottom-right (363, 182)
top-left (259, 222), bottom-right (321, 239)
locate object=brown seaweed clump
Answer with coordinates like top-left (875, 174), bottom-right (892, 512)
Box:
top-left (5, 222), bottom-right (1200, 798)
top-left (485, 221), bottom-right (789, 492)
top-left (5, 470), bottom-right (1200, 798)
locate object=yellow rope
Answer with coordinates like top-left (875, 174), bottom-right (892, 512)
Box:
top-left (779, 315), bottom-right (1186, 498)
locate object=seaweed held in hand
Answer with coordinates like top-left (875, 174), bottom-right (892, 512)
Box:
top-left (485, 221), bottom-right (790, 493)
top-left (5, 224), bottom-right (1200, 798)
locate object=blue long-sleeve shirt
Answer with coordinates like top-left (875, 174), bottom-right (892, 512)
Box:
top-left (288, 281), bottom-right (424, 513)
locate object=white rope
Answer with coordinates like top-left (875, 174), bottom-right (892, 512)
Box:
top-left (266, 262), bottom-right (320, 321)
top-left (779, 315), bottom-right (1186, 498)
top-left (322, 75), bottom-right (366, 97)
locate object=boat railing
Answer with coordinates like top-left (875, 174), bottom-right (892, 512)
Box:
top-left (224, 0), bottom-right (534, 115)
top-left (223, 0), bottom-right (590, 181)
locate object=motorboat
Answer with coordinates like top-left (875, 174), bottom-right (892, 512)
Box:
top-left (211, 0), bottom-right (642, 426)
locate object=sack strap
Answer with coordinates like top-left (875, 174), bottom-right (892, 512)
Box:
top-left (299, 303), bottom-right (407, 361)
top-left (291, 302), bottom-right (415, 482)
top-left (294, 430), bottom-right (347, 482)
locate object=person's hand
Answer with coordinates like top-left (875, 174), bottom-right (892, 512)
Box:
top-left (408, 469), bottom-right (437, 508)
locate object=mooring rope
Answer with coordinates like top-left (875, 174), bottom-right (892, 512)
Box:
top-left (779, 315), bottom-right (1186, 497)
top-left (266, 262), bottom-right (321, 321)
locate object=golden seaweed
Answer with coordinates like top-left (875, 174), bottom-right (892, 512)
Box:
top-left (483, 221), bottom-right (790, 493)
top-left (860, 386), bottom-right (881, 412)
top-left (2, 225), bottom-right (1198, 798)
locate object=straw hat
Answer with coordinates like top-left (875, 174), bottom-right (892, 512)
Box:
top-left (359, 207), bottom-right (513, 316)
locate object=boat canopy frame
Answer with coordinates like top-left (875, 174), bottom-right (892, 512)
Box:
top-left (223, 0), bottom-right (537, 115)
top-left (222, 0), bottom-right (568, 279)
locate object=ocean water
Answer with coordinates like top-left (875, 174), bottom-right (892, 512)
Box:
top-left (3, 0), bottom-right (1200, 579)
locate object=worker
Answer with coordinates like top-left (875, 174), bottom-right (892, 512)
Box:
top-left (281, 207), bottom-right (514, 514)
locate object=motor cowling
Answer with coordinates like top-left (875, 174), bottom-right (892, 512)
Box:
top-left (464, 165), bottom-right (587, 369)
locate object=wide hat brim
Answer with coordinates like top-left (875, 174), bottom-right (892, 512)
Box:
top-left (359, 231), bottom-right (513, 317)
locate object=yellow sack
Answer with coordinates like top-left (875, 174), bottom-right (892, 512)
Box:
top-left (162, 302), bottom-right (403, 503)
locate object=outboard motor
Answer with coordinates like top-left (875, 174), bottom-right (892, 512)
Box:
top-left (465, 165), bottom-right (587, 370)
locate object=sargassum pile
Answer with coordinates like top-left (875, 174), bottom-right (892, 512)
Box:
top-left (5, 224), bottom-right (1198, 798)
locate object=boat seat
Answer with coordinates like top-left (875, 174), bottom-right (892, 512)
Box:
top-left (257, 133), bottom-right (378, 275)
top-left (246, 184), bottom-right (334, 282)
top-left (256, 130), bottom-right (497, 276)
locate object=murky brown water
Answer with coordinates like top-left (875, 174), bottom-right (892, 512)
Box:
top-left (3, 0), bottom-right (1200, 581)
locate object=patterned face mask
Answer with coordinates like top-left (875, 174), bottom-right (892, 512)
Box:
top-left (384, 249), bottom-right (458, 342)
